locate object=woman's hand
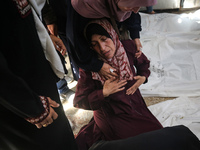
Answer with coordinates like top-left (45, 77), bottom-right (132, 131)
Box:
top-left (126, 76), bottom-right (146, 95)
top-left (50, 34), bottom-right (67, 56)
top-left (47, 24), bottom-right (58, 36)
top-left (99, 63), bottom-right (118, 80)
top-left (35, 97), bottom-right (60, 129)
top-left (134, 38), bottom-right (142, 58)
top-left (103, 77), bottom-right (127, 97)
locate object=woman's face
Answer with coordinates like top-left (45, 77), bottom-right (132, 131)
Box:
top-left (90, 34), bottom-right (116, 59)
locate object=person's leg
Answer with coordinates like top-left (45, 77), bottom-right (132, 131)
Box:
top-left (180, 0), bottom-right (185, 8)
top-left (146, 6), bottom-right (155, 14)
top-left (59, 33), bottom-right (79, 81)
top-left (56, 77), bottom-right (75, 101)
top-left (67, 53), bottom-right (79, 81)
top-left (146, 6), bottom-right (153, 12)
top-left (56, 78), bottom-right (69, 94)
top-left (90, 125), bottom-right (200, 150)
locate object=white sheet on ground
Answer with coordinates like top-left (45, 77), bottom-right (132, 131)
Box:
top-left (148, 96), bottom-right (200, 139)
top-left (139, 10), bottom-right (200, 97)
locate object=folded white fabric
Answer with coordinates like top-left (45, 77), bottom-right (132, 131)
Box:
top-left (148, 96), bottom-right (200, 139)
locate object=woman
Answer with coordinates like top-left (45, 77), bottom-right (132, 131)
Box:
top-left (0, 1), bottom-right (77, 149)
top-left (65, 0), bottom-right (157, 80)
top-left (73, 19), bottom-right (162, 150)
top-left (71, 0), bottom-right (157, 49)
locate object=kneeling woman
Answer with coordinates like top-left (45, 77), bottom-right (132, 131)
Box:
top-left (73, 19), bottom-right (163, 149)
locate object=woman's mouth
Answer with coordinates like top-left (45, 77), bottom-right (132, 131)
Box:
top-left (103, 50), bottom-right (110, 56)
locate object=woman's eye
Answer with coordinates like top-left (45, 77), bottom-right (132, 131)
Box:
top-left (90, 43), bottom-right (96, 47)
top-left (91, 43), bottom-right (97, 48)
top-left (101, 36), bottom-right (107, 41)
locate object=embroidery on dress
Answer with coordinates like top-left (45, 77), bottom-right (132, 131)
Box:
top-left (13, 0), bottom-right (31, 18)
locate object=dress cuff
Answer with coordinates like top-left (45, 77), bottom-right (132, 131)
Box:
top-left (25, 96), bottom-right (50, 124)
top-left (130, 30), bottom-right (140, 39)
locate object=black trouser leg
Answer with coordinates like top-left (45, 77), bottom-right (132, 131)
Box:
top-left (89, 125), bottom-right (200, 150)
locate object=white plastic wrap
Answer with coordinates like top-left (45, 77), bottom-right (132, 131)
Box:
top-left (149, 96), bottom-right (200, 139)
top-left (140, 10), bottom-right (200, 97)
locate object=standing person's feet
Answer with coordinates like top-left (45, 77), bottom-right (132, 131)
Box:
top-left (148, 10), bottom-right (155, 14)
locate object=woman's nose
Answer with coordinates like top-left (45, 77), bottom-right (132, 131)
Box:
top-left (99, 42), bottom-right (106, 51)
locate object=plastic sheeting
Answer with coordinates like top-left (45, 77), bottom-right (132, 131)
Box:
top-left (139, 10), bottom-right (200, 97)
top-left (148, 96), bottom-right (200, 139)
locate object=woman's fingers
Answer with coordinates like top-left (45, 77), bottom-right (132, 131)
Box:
top-left (116, 80), bottom-right (127, 92)
top-left (126, 87), bottom-right (137, 95)
top-left (115, 86), bottom-right (125, 93)
top-left (110, 71), bottom-right (118, 77)
top-left (47, 97), bottom-right (60, 108)
top-left (117, 80), bottom-right (127, 87)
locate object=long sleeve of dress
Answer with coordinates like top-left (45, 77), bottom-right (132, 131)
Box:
top-left (0, 52), bottom-right (45, 119)
top-left (122, 13), bottom-right (142, 39)
top-left (42, 1), bottom-right (57, 25)
top-left (134, 53), bottom-right (150, 82)
top-left (74, 69), bottom-right (107, 110)
top-left (121, 40), bottom-right (150, 83)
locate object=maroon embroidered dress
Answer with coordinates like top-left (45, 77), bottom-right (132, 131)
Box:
top-left (74, 40), bottom-right (163, 150)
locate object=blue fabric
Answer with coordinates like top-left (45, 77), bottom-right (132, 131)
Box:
top-left (56, 78), bottom-right (69, 94)
top-left (146, 6), bottom-right (153, 13)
